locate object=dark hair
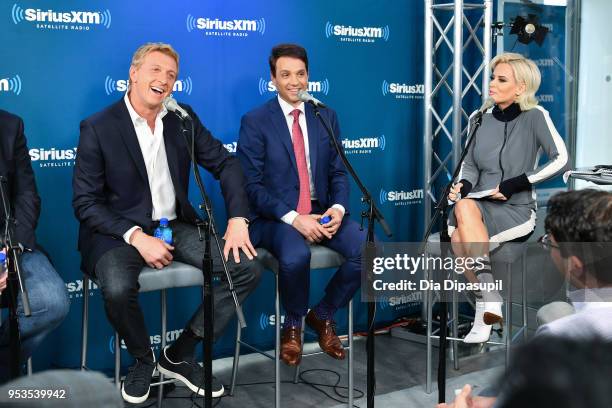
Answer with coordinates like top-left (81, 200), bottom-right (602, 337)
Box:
top-left (269, 43), bottom-right (308, 76)
top-left (496, 337), bottom-right (612, 408)
top-left (545, 189), bottom-right (612, 282)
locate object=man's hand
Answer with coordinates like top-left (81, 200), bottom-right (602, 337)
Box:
top-left (0, 248), bottom-right (8, 294)
top-left (131, 230), bottom-right (174, 269)
top-left (436, 384), bottom-right (473, 408)
top-left (292, 214), bottom-right (332, 243)
top-left (0, 273), bottom-right (6, 294)
top-left (321, 207), bottom-right (343, 236)
top-left (449, 182), bottom-right (463, 202)
top-left (489, 185), bottom-right (508, 201)
top-left (223, 218), bottom-right (257, 263)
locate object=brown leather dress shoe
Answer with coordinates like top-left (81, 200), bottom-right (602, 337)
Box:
top-left (280, 325), bottom-right (302, 366)
top-left (305, 310), bottom-right (345, 360)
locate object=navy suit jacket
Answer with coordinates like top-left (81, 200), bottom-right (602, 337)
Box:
top-left (237, 98), bottom-right (349, 222)
top-left (72, 99), bottom-right (248, 274)
top-left (0, 110), bottom-right (40, 250)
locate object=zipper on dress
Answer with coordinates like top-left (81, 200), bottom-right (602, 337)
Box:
top-left (499, 121), bottom-right (508, 184)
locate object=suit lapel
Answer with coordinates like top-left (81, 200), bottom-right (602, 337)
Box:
top-left (112, 101), bottom-right (148, 183)
top-left (305, 103), bottom-right (318, 180)
top-left (268, 99), bottom-right (298, 175)
top-left (162, 114), bottom-right (182, 195)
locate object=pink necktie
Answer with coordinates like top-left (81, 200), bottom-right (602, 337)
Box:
top-left (291, 109), bottom-right (312, 214)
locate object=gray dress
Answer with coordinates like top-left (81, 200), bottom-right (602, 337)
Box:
top-left (448, 103), bottom-right (568, 242)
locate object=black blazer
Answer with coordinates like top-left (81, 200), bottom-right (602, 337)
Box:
top-left (0, 110), bottom-right (40, 250)
top-left (72, 99), bottom-right (248, 275)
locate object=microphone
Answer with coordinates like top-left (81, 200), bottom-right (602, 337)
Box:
top-left (471, 98), bottom-right (494, 125)
top-left (163, 96), bottom-right (192, 121)
top-left (478, 97), bottom-right (494, 115)
top-left (297, 90), bottom-right (327, 108)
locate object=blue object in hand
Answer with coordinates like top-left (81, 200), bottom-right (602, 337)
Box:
top-left (320, 215), bottom-right (332, 225)
top-left (154, 218), bottom-right (173, 245)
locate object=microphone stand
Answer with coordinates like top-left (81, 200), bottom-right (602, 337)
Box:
top-left (419, 111), bottom-right (484, 403)
top-left (0, 176), bottom-right (31, 379)
top-left (311, 103), bottom-right (392, 408)
top-left (174, 115), bottom-right (247, 408)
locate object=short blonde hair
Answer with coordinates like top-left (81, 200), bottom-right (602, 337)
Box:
top-left (490, 52), bottom-right (540, 110)
top-left (130, 42), bottom-right (179, 74)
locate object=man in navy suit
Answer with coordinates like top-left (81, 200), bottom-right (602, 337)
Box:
top-left (73, 43), bottom-right (261, 403)
top-left (237, 44), bottom-right (366, 366)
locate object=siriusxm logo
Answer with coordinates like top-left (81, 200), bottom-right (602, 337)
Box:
top-left (533, 58), bottom-right (554, 67)
top-left (0, 74), bottom-right (22, 95)
top-left (109, 329), bottom-right (183, 354)
top-left (325, 21), bottom-right (390, 43)
top-left (542, 23), bottom-right (553, 32)
top-left (104, 76), bottom-right (193, 96)
top-left (29, 147), bottom-right (77, 168)
top-left (382, 80), bottom-right (424, 100)
top-left (11, 4), bottom-right (111, 30)
top-left (259, 313), bottom-right (286, 330)
top-left (537, 94), bottom-right (554, 103)
top-left (65, 278), bottom-right (99, 299)
top-left (257, 78), bottom-right (330, 96)
top-left (224, 141), bottom-right (237, 154)
top-left (341, 135), bottom-right (386, 155)
top-left (379, 188), bottom-right (424, 206)
top-left (186, 15), bottom-right (265, 37)
top-left (378, 293), bottom-right (422, 310)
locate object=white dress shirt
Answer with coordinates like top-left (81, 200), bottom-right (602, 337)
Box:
top-left (536, 287), bottom-right (612, 341)
top-left (276, 96), bottom-right (345, 225)
top-left (122, 93), bottom-right (177, 244)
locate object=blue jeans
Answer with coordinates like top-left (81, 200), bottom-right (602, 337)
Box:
top-left (0, 250), bottom-right (70, 382)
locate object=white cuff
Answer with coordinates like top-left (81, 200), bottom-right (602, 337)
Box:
top-left (123, 226), bottom-right (142, 245)
top-left (230, 217), bottom-right (250, 226)
top-left (281, 210), bottom-right (299, 226)
top-left (331, 204), bottom-right (346, 215)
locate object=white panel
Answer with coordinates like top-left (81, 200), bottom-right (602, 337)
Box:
top-left (575, 0), bottom-right (612, 189)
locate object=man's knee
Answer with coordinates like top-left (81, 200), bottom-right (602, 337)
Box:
top-left (46, 283), bottom-right (70, 326)
top-left (233, 256), bottom-right (263, 289)
top-left (278, 244), bottom-right (311, 273)
top-left (99, 280), bottom-right (134, 308)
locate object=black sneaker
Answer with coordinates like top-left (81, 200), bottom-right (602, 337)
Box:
top-left (121, 357), bottom-right (156, 404)
top-left (158, 346), bottom-right (224, 397)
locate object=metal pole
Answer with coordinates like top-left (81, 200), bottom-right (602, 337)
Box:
top-left (452, 0), bottom-right (464, 166)
top-left (483, 0), bottom-right (493, 97)
top-left (424, 0), bottom-right (434, 226)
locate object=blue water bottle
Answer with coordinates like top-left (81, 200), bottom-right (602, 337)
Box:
top-left (154, 218), bottom-right (173, 245)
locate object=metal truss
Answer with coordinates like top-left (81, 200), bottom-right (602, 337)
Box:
top-left (423, 0), bottom-right (493, 225)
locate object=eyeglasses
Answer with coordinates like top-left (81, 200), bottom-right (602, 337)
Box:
top-left (538, 233), bottom-right (560, 251)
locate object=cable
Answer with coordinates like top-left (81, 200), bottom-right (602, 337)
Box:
top-left (299, 368), bottom-right (364, 406)
top-left (228, 368), bottom-right (364, 408)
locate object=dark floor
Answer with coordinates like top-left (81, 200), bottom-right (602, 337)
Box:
top-left (128, 332), bottom-right (504, 408)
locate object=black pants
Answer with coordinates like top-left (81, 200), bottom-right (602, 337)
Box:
top-left (94, 220), bottom-right (262, 359)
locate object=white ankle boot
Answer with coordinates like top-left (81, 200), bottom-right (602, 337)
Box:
top-left (463, 300), bottom-right (503, 343)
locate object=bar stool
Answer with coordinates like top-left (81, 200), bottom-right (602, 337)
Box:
top-left (80, 261), bottom-right (205, 407)
top-left (229, 245), bottom-right (354, 407)
top-left (424, 232), bottom-right (530, 393)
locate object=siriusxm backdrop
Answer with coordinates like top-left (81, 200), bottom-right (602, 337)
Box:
top-left (1, 0), bottom-right (426, 373)
top-left (0, 0), bottom-right (568, 374)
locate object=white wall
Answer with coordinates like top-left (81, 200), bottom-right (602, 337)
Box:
top-left (575, 0), bottom-right (612, 188)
